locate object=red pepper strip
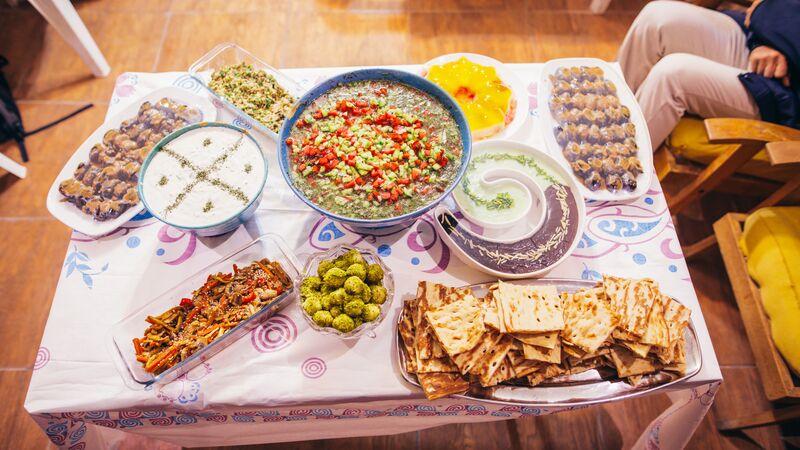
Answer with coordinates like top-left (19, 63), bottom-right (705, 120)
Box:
top-left (145, 345), bottom-right (180, 373)
top-left (242, 291), bottom-right (257, 304)
top-left (203, 279), bottom-right (219, 292)
top-left (199, 325), bottom-right (220, 337)
top-left (186, 307), bottom-right (200, 322)
top-left (255, 260), bottom-right (272, 276)
top-left (180, 297), bottom-right (193, 307)
top-left (133, 338), bottom-right (143, 356)
top-left (212, 275), bottom-right (232, 284)
top-left (233, 264), bottom-right (239, 274)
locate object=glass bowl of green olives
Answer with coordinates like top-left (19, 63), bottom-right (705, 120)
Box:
top-left (297, 244), bottom-right (394, 339)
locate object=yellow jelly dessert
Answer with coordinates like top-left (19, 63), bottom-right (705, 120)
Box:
top-left (426, 57), bottom-right (515, 140)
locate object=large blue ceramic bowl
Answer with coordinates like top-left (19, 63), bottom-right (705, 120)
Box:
top-left (138, 122), bottom-right (267, 237)
top-left (278, 68), bottom-right (472, 230)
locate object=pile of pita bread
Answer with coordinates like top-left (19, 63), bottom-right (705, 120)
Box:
top-left (398, 276), bottom-right (691, 401)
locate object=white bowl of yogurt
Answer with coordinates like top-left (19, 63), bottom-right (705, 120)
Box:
top-left (138, 123), bottom-right (267, 236)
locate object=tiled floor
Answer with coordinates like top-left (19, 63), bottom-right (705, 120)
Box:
top-left (0, 0), bottom-right (789, 448)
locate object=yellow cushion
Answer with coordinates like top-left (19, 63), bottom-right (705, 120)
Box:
top-left (740, 207), bottom-right (800, 374)
top-left (668, 117), bottom-right (796, 182)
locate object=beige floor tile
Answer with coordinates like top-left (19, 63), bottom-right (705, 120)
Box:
top-left (531, 0), bottom-right (648, 12)
top-left (0, 103), bottom-right (109, 217)
top-left (0, 220), bottom-right (69, 367)
top-left (528, 12), bottom-right (635, 61)
top-left (9, 12), bottom-right (166, 102)
top-left (0, 371), bottom-right (53, 449)
top-left (282, 12), bottom-right (411, 67)
top-left (407, 12), bottom-right (535, 63)
top-left (74, 0), bottom-right (171, 13)
top-left (293, 0), bottom-right (526, 12)
top-left (156, 9), bottom-right (291, 71)
top-left (170, 0), bottom-right (288, 12)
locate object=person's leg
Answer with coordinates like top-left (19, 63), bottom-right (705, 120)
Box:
top-left (637, 53), bottom-right (760, 148)
top-left (618, 0), bottom-right (750, 92)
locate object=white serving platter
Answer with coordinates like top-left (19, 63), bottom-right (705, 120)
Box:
top-left (537, 58), bottom-right (653, 202)
top-left (421, 53), bottom-right (529, 142)
top-left (46, 88), bottom-right (217, 238)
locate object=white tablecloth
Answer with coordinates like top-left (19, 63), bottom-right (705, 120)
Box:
top-left (25, 65), bottom-right (722, 450)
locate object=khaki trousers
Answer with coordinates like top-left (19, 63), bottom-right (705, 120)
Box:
top-left (617, 0), bottom-right (760, 149)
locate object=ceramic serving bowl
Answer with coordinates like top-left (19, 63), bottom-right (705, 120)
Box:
top-left (277, 68), bottom-right (472, 231)
top-left (138, 122), bottom-right (267, 237)
top-left (297, 244), bottom-right (395, 339)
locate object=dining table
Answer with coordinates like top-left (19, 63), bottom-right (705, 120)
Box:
top-left (24, 63), bottom-right (722, 449)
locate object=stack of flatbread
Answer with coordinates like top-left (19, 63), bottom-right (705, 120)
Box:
top-left (399, 276), bottom-right (691, 401)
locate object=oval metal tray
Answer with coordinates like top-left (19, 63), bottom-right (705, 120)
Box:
top-left (396, 278), bottom-right (702, 407)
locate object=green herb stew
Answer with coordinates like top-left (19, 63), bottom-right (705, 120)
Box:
top-left (286, 80), bottom-right (463, 220)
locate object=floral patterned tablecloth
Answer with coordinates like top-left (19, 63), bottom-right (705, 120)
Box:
top-left (24, 65), bottom-right (722, 450)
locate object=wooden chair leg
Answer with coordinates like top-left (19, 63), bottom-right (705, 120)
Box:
top-left (717, 404), bottom-right (800, 431)
top-left (753, 173), bottom-right (800, 210)
top-left (682, 235), bottom-right (718, 260)
top-left (682, 173), bottom-right (800, 260)
top-left (668, 142), bottom-right (763, 215)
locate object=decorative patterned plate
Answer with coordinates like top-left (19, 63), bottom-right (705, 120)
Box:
top-left (434, 140), bottom-right (585, 279)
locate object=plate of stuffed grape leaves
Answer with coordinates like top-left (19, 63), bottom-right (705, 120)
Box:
top-left (537, 58), bottom-right (652, 202)
top-left (46, 88), bottom-right (216, 237)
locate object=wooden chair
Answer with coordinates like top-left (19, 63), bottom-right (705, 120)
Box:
top-left (714, 208), bottom-right (800, 431)
top-left (656, 120), bottom-right (800, 259)
top-left (713, 144), bottom-right (800, 431)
